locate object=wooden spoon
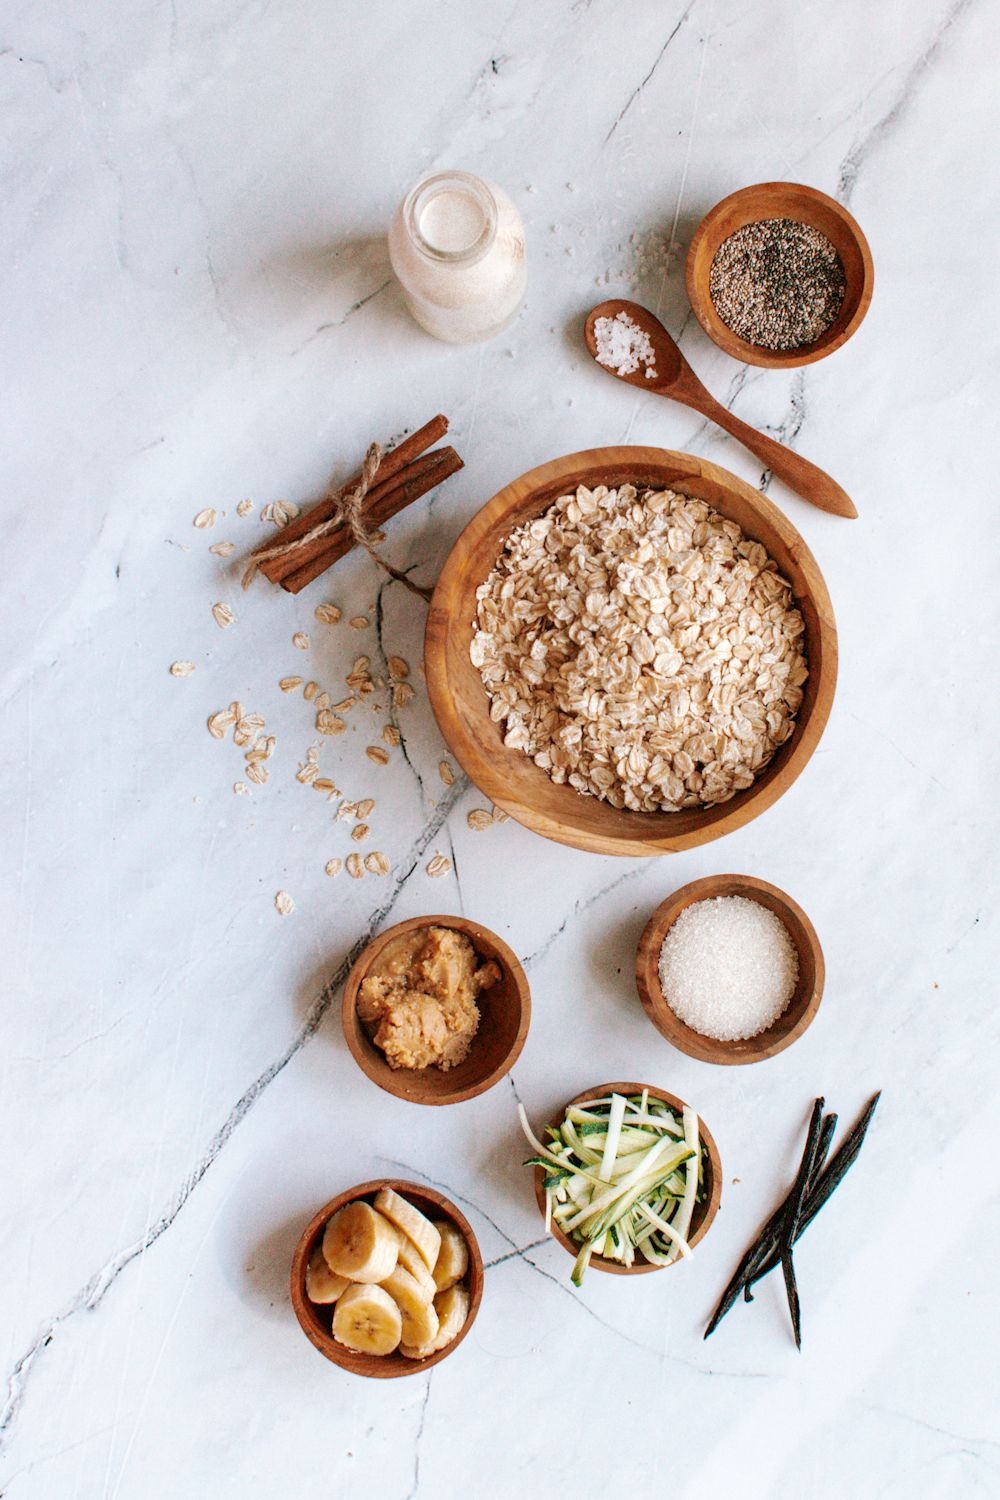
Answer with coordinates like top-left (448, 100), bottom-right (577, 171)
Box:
top-left (584, 299), bottom-right (857, 519)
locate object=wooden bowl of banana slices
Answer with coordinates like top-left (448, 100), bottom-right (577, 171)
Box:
top-left (290, 1179), bottom-right (484, 1378)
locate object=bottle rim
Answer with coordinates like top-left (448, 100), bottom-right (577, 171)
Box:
top-left (403, 171), bottom-right (498, 265)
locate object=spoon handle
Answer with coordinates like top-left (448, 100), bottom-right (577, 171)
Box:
top-left (688, 391), bottom-right (858, 520)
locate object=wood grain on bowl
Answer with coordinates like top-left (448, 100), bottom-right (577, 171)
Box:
top-left (424, 447), bottom-right (837, 857)
top-left (342, 915), bottom-right (530, 1105)
top-left (532, 1082), bottom-right (722, 1275)
top-left (686, 182), bottom-right (874, 369)
top-left (290, 1179), bottom-right (483, 1379)
top-left (635, 874), bottom-right (825, 1065)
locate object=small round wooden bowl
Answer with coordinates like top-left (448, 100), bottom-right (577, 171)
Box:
top-left (425, 446), bottom-right (837, 857)
top-left (686, 182), bottom-right (874, 368)
top-left (342, 915), bottom-right (530, 1105)
top-left (636, 874), bottom-right (825, 1065)
top-left (290, 1179), bottom-right (483, 1378)
top-left (532, 1082), bottom-right (722, 1275)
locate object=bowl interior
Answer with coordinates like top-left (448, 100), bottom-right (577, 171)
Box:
top-left (425, 446), bottom-right (837, 856)
top-left (686, 182), bottom-right (874, 367)
top-left (343, 916), bottom-right (530, 1104)
top-left (290, 1179), bottom-right (483, 1378)
top-left (532, 1082), bottom-right (722, 1274)
top-left (636, 875), bottom-right (825, 1064)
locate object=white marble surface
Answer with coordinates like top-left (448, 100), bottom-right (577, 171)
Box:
top-left (2, 1), bottom-right (999, 1495)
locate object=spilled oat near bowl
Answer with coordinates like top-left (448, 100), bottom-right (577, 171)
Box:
top-left (471, 484), bottom-right (807, 813)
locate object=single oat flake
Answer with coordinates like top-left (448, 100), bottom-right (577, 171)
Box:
top-left (388, 655), bottom-right (410, 681)
top-left (426, 854), bottom-right (451, 879)
top-left (236, 499), bottom-right (254, 518)
top-left (212, 601), bottom-right (236, 629)
top-left (393, 682), bottom-right (415, 709)
top-left (355, 798), bottom-right (376, 819)
top-left (170, 661), bottom-right (196, 678)
top-left (245, 761), bottom-right (269, 785)
top-left (383, 725), bottom-right (401, 747)
top-left (315, 602), bottom-right (342, 625)
top-left (193, 508), bottom-right (217, 529)
top-left (349, 616), bottom-right (369, 630)
top-left (292, 632), bottom-right (310, 651)
top-left (207, 708), bottom-right (236, 739)
top-left (316, 711), bottom-right (347, 736)
top-left (279, 676), bottom-right (303, 693)
top-left (303, 681), bottom-right (319, 701)
top-left (438, 760), bottom-right (455, 786)
top-left (365, 851), bottom-right (390, 876)
top-left (346, 853), bottom-right (365, 879)
top-left (275, 890), bottom-right (295, 916)
top-left (313, 777), bottom-right (337, 793)
top-left (325, 858), bottom-right (343, 877)
top-left (351, 823), bottom-right (369, 842)
top-left (209, 541), bottom-right (236, 557)
top-left (366, 745), bottom-right (389, 766)
top-left (467, 809), bottom-right (494, 831)
top-left (233, 781), bottom-right (251, 796)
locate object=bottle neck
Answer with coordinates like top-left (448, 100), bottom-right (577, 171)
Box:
top-left (403, 172), bottom-right (498, 266)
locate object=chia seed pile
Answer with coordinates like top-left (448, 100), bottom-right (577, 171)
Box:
top-left (709, 218), bottom-right (846, 351)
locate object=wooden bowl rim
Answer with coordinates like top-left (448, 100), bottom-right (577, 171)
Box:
top-left (635, 874), bottom-right (825, 1065)
top-left (289, 1178), bottom-right (484, 1378)
top-left (424, 445), bottom-right (837, 856)
top-left (531, 1081), bottom-right (722, 1275)
top-left (342, 915), bottom-right (531, 1105)
top-left (685, 180), bottom-right (875, 369)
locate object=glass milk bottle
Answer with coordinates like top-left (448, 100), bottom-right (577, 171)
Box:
top-left (388, 170), bottom-right (527, 344)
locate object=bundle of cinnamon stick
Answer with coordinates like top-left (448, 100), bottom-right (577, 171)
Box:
top-left (247, 415), bottom-right (462, 595)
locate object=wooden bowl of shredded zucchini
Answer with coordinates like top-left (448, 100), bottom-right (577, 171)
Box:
top-left (521, 1083), bottom-right (721, 1282)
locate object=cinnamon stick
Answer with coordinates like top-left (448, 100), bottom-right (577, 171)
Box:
top-left (280, 446), bottom-right (464, 594)
top-left (256, 415), bottom-right (448, 585)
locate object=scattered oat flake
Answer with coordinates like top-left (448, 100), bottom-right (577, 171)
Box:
top-left (383, 724), bottom-right (401, 747)
top-left (303, 681), bottom-right (319, 701)
top-left (193, 508), bottom-right (216, 529)
top-left (349, 616), bottom-right (369, 630)
top-left (365, 852), bottom-right (390, 876)
top-left (207, 709), bottom-right (236, 739)
top-left (426, 854), bottom-right (451, 879)
top-left (245, 761), bottom-right (269, 785)
top-left (351, 823), bottom-right (369, 842)
top-left (296, 763), bottom-right (319, 784)
top-left (315, 603), bottom-right (342, 625)
top-left (337, 801), bottom-right (357, 821)
top-left (438, 760), bottom-right (455, 786)
top-left (366, 745), bottom-right (389, 765)
top-left (275, 891), bottom-right (294, 916)
top-left (313, 778), bottom-right (336, 793)
top-left (314, 691), bottom-right (331, 711)
top-left (316, 711), bottom-right (346, 736)
top-left (212, 602), bottom-right (235, 629)
top-left (306, 746), bottom-right (320, 763)
top-left (233, 781), bottom-right (251, 796)
top-left (272, 500), bottom-right (299, 528)
top-left (209, 541), bottom-right (236, 557)
top-left (387, 655), bottom-right (410, 680)
top-left (491, 806), bottom-right (509, 823)
top-left (237, 499), bottom-right (254, 517)
top-left (467, 809), bottom-right (494, 831)
top-left (280, 676), bottom-right (303, 693)
top-left (333, 697), bottom-right (356, 713)
top-left (346, 853), bottom-right (365, 879)
top-left (170, 661), bottom-right (196, 678)
top-left (355, 798), bottom-right (375, 819)
top-left (292, 632), bottom-right (310, 650)
top-left (393, 682), bottom-right (415, 709)
top-left (325, 858), bottom-right (343, 877)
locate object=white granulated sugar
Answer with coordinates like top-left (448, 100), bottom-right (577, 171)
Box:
top-left (594, 311), bottom-right (657, 378)
top-left (658, 896), bottom-right (799, 1041)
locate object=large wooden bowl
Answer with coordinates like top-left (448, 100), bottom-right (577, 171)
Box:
top-left (635, 874), bottom-right (825, 1065)
top-left (532, 1083), bottom-right (722, 1275)
top-left (425, 447), bottom-right (837, 856)
top-left (290, 1179), bottom-right (484, 1379)
top-left (686, 182), bottom-right (874, 368)
top-left (342, 916), bottom-right (530, 1104)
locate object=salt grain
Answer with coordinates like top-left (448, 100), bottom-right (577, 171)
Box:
top-left (593, 311), bottom-right (657, 379)
top-left (658, 895), bottom-right (798, 1042)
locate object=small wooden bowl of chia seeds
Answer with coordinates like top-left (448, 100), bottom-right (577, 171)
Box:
top-left (686, 182), bottom-right (873, 369)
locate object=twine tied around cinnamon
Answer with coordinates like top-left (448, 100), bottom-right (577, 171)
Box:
top-left (241, 443), bottom-right (434, 600)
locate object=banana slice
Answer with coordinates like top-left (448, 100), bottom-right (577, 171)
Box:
top-left (374, 1188), bottom-right (441, 1272)
top-left (431, 1220), bottom-right (469, 1292)
top-left (386, 1225), bottom-right (438, 1299)
top-left (323, 1202), bottom-right (399, 1283)
top-left (401, 1283), bottom-right (470, 1360)
top-left (380, 1266), bottom-right (439, 1349)
top-left (305, 1243), bottom-right (350, 1304)
top-left (332, 1283), bottom-right (402, 1355)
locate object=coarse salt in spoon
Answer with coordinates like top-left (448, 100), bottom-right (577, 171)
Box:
top-left (584, 299), bottom-right (857, 519)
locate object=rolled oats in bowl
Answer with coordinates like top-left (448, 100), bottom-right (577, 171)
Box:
top-left (470, 484), bottom-right (808, 813)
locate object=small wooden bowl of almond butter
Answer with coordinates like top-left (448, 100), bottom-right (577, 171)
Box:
top-left (290, 1179), bottom-right (484, 1378)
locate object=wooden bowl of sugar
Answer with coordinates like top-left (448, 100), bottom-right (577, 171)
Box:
top-left (635, 874), bottom-right (824, 1065)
